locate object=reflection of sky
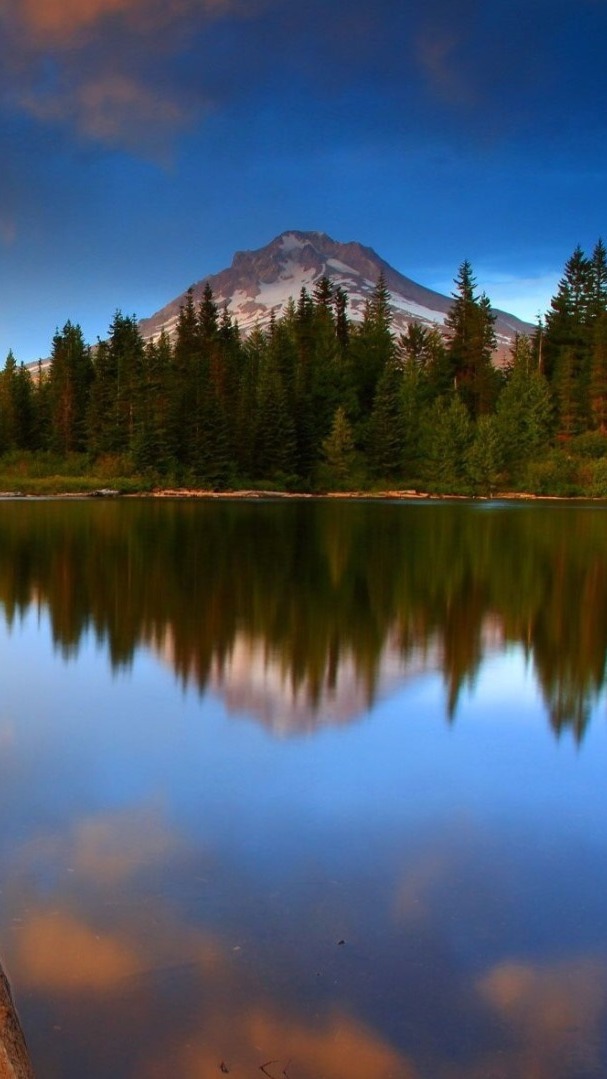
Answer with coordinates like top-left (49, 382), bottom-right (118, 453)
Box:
top-left (1, 610), bottom-right (607, 1076)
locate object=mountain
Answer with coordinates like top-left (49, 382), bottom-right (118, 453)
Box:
top-left (138, 230), bottom-right (533, 357)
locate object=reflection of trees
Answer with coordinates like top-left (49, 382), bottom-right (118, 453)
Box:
top-left (0, 499), bottom-right (605, 736)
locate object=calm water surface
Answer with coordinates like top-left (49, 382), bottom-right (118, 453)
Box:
top-left (0, 499), bottom-right (606, 1078)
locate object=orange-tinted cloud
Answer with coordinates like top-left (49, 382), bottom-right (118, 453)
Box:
top-left (20, 0), bottom-right (149, 40)
top-left (11, 0), bottom-right (265, 44)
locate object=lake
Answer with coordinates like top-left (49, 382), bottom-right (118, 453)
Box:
top-left (0, 498), bottom-right (606, 1078)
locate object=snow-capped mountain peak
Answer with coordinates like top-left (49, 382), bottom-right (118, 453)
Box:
top-left (138, 230), bottom-right (532, 355)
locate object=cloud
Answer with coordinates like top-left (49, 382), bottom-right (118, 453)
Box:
top-left (20, 0), bottom-right (149, 41)
top-left (19, 72), bottom-right (191, 154)
top-left (10, 0), bottom-right (248, 44)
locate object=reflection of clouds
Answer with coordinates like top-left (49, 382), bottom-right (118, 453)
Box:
top-left (245, 1012), bottom-right (417, 1079)
top-left (15, 911), bottom-right (140, 990)
top-left (4, 802), bottom-right (607, 1077)
top-left (9, 804), bottom-right (190, 891)
top-left (10, 906), bottom-right (223, 995)
top-left (478, 957), bottom-right (607, 1077)
top-left (0, 720), bottom-right (16, 753)
top-left (70, 806), bottom-right (183, 885)
top-left (394, 850), bottom-right (450, 925)
top-left (3, 802), bottom-right (417, 1076)
top-left (160, 1010), bottom-right (417, 1079)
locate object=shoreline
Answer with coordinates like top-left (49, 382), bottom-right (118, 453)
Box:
top-left (0, 487), bottom-right (602, 503)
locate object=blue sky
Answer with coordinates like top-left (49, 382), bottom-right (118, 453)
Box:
top-left (1, 0), bottom-right (606, 361)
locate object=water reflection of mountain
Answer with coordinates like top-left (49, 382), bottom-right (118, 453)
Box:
top-left (159, 627), bottom-right (445, 734)
top-left (0, 499), bottom-right (605, 737)
top-left (160, 622), bottom-right (506, 734)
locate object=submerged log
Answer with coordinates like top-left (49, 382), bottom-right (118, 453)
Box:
top-left (0, 965), bottom-right (33, 1078)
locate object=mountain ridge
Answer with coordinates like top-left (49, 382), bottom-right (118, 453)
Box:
top-left (138, 230), bottom-right (533, 357)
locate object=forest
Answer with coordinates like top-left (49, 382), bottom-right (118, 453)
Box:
top-left (1, 241), bottom-right (607, 495)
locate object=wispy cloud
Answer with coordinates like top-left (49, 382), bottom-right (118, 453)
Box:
top-left (11, 0), bottom-right (252, 43)
top-left (19, 73), bottom-right (192, 155)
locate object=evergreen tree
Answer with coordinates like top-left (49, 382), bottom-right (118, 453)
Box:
top-left (589, 239), bottom-right (607, 320)
top-left (466, 415), bottom-right (503, 495)
top-left (543, 246), bottom-right (593, 397)
top-left (348, 273), bottom-right (395, 419)
top-left (589, 312), bottom-right (607, 432)
top-left (234, 327), bottom-right (265, 478)
top-left (400, 354), bottom-right (428, 480)
top-left (554, 345), bottom-right (583, 437)
top-left (333, 286), bottom-right (350, 356)
top-left (48, 322), bottom-right (93, 454)
top-left (87, 339), bottom-right (117, 455)
top-left (254, 343), bottom-right (296, 480)
top-left (169, 288), bottom-right (202, 467)
top-left (0, 351), bottom-right (19, 452)
top-left (445, 261), bottom-right (498, 418)
top-left (132, 332), bottom-right (173, 474)
top-left (368, 360), bottom-right (404, 478)
top-left (109, 312), bottom-right (146, 453)
top-left (13, 363), bottom-right (35, 450)
top-left (321, 406), bottom-right (356, 489)
top-left (496, 335), bottom-right (553, 477)
top-left (421, 395), bottom-right (473, 491)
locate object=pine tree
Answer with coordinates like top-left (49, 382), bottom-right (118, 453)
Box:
top-left (321, 406), bottom-right (356, 489)
top-left (543, 246), bottom-right (593, 395)
top-left (400, 354), bottom-right (428, 480)
top-left (554, 346), bottom-right (582, 437)
top-left (496, 335), bottom-right (553, 476)
top-left (445, 261), bottom-right (498, 418)
top-left (333, 286), bottom-right (350, 356)
top-left (14, 364), bottom-right (34, 450)
top-left (466, 415), bottom-right (503, 495)
top-left (169, 287), bottom-right (201, 468)
top-left (254, 344), bottom-right (296, 480)
top-left (132, 332), bottom-right (173, 474)
top-left (589, 239), bottom-right (607, 320)
top-left (421, 395), bottom-right (473, 491)
top-left (348, 273), bottom-right (395, 418)
top-left (0, 351), bottom-right (19, 452)
top-left (109, 312), bottom-right (146, 453)
top-left (87, 339), bottom-right (116, 455)
top-left (368, 360), bottom-right (404, 479)
top-left (48, 322), bottom-right (93, 454)
top-left (589, 312), bottom-right (607, 432)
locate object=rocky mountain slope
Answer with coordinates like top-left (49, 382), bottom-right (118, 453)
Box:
top-left (139, 230), bottom-right (533, 356)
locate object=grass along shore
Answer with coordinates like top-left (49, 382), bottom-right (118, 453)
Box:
top-left (1, 449), bottom-right (607, 499)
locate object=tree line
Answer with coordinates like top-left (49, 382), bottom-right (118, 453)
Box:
top-left (3, 241), bottom-right (607, 493)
